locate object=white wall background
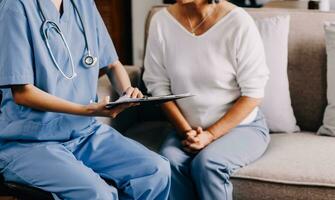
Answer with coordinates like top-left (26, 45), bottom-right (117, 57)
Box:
top-left (132, 0), bottom-right (163, 66)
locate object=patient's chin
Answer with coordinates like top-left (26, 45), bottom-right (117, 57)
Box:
top-left (176, 0), bottom-right (196, 5)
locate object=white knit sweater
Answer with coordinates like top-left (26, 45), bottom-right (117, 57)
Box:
top-left (143, 7), bottom-right (269, 128)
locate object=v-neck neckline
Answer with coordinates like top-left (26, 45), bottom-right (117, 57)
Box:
top-left (45, 0), bottom-right (69, 22)
top-left (164, 7), bottom-right (239, 39)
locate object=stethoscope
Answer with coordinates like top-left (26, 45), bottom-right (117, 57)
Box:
top-left (36, 0), bottom-right (98, 80)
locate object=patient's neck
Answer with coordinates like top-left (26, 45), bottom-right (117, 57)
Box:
top-left (179, 1), bottom-right (213, 19)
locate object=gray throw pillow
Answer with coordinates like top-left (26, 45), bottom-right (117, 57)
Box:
top-left (318, 23), bottom-right (335, 136)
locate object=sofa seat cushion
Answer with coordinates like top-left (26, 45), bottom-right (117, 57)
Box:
top-left (232, 132), bottom-right (335, 187)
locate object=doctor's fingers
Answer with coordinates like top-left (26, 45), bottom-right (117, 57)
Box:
top-left (125, 87), bottom-right (144, 98)
top-left (103, 96), bottom-right (111, 103)
top-left (94, 96), bottom-right (110, 108)
top-left (128, 87), bottom-right (142, 99)
top-left (107, 104), bottom-right (130, 118)
top-left (134, 88), bottom-right (144, 98)
top-left (124, 87), bottom-right (135, 97)
top-left (107, 109), bottom-right (122, 119)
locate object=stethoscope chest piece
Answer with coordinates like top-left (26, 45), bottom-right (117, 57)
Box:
top-left (83, 52), bottom-right (97, 68)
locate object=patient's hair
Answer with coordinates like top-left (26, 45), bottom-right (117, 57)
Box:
top-left (208, 0), bottom-right (221, 3)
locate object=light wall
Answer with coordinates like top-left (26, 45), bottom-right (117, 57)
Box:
top-left (331, 0), bottom-right (335, 10)
top-left (132, 0), bottom-right (163, 67)
top-left (131, 0), bottom-right (335, 66)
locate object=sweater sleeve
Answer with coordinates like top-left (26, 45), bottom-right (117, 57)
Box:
top-left (143, 15), bottom-right (172, 97)
top-left (235, 17), bottom-right (269, 99)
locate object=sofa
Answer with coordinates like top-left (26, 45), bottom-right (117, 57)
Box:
top-left (101, 6), bottom-right (335, 200)
top-left (1, 5), bottom-right (335, 200)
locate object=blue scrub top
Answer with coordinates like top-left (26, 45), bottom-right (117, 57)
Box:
top-left (0, 0), bottom-right (118, 141)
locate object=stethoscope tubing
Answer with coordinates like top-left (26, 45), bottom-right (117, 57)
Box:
top-left (36, 0), bottom-right (96, 80)
top-left (42, 20), bottom-right (77, 80)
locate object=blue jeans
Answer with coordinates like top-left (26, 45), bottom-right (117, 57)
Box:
top-left (160, 112), bottom-right (270, 200)
top-left (0, 123), bottom-right (171, 200)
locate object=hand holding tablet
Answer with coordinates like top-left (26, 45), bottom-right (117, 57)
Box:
top-left (105, 93), bottom-right (194, 109)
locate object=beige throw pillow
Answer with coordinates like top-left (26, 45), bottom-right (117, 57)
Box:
top-left (318, 23), bottom-right (335, 136)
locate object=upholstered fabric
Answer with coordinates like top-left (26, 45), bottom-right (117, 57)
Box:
top-left (318, 23), bottom-right (335, 136)
top-left (232, 179), bottom-right (335, 200)
top-left (247, 9), bottom-right (333, 132)
top-left (122, 121), bottom-right (335, 189)
top-left (146, 7), bottom-right (335, 132)
top-left (232, 133), bottom-right (335, 187)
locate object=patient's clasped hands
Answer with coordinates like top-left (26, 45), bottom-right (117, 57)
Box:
top-left (182, 127), bottom-right (215, 154)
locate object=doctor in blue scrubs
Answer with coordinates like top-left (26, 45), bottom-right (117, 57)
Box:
top-left (0, 0), bottom-right (170, 199)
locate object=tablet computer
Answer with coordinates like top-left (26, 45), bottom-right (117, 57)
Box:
top-left (105, 93), bottom-right (194, 109)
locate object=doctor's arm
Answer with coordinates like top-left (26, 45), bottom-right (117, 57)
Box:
top-left (100, 60), bottom-right (143, 98)
top-left (11, 84), bottom-right (131, 118)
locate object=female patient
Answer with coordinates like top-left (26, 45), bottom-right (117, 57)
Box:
top-left (0, 0), bottom-right (170, 199)
top-left (144, 0), bottom-right (270, 199)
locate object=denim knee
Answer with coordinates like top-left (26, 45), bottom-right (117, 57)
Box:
top-left (191, 151), bottom-right (232, 183)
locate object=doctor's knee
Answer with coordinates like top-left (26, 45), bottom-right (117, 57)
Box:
top-left (148, 155), bottom-right (171, 187)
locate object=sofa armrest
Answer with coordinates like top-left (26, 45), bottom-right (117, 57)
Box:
top-left (108, 65), bottom-right (144, 132)
top-left (107, 65), bottom-right (143, 96)
top-left (124, 65), bottom-right (144, 90)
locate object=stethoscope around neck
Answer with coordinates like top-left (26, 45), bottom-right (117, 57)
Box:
top-left (36, 0), bottom-right (97, 80)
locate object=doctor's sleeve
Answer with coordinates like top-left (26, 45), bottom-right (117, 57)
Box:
top-left (93, 3), bottom-right (119, 69)
top-left (235, 18), bottom-right (270, 99)
top-left (143, 17), bottom-right (171, 97)
top-left (0, 9), bottom-right (35, 88)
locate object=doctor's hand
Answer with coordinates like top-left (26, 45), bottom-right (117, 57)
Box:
top-left (123, 87), bottom-right (144, 99)
top-left (84, 96), bottom-right (133, 119)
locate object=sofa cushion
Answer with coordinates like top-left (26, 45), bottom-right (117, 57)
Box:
top-left (318, 22), bottom-right (335, 136)
top-left (247, 9), bottom-right (334, 132)
top-left (232, 132), bottom-right (335, 187)
top-left (256, 15), bottom-right (300, 133)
